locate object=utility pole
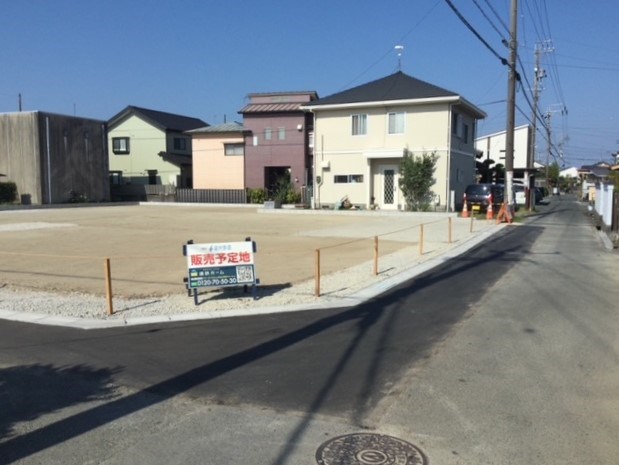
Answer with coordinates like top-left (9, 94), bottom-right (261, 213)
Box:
top-left (527, 42), bottom-right (550, 210)
top-left (504, 0), bottom-right (518, 212)
top-left (18, 93), bottom-right (22, 112)
top-left (544, 104), bottom-right (568, 192)
top-left (545, 111), bottom-right (552, 184)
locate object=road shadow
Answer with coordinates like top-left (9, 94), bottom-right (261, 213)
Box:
top-left (192, 282), bottom-right (293, 304)
top-left (0, 301), bottom-right (384, 464)
top-left (0, 364), bottom-right (121, 442)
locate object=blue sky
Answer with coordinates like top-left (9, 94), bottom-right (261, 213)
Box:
top-left (1, 0), bottom-right (617, 168)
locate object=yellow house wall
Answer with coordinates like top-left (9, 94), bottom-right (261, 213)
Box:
top-left (192, 135), bottom-right (245, 189)
top-left (313, 102), bottom-right (468, 209)
top-left (108, 116), bottom-right (180, 185)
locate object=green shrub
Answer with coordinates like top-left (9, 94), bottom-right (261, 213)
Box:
top-left (272, 175), bottom-right (302, 204)
top-left (285, 190), bottom-right (302, 204)
top-left (248, 188), bottom-right (268, 204)
top-left (0, 182), bottom-right (17, 203)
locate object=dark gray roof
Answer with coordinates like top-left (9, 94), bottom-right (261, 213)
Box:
top-left (306, 71), bottom-right (458, 107)
top-left (108, 105), bottom-right (208, 132)
top-left (579, 162), bottom-right (610, 178)
top-left (186, 122), bottom-right (246, 134)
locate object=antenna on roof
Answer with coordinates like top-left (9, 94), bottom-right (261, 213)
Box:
top-left (394, 45), bottom-right (404, 71)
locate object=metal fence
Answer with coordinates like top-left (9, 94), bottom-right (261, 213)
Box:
top-left (176, 188), bottom-right (247, 204)
top-left (111, 184), bottom-right (315, 206)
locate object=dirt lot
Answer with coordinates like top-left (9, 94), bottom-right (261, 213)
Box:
top-left (0, 204), bottom-right (456, 298)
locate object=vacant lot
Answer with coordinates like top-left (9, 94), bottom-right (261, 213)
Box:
top-left (0, 204), bottom-right (470, 298)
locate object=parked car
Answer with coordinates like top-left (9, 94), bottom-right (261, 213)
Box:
top-left (513, 184), bottom-right (526, 205)
top-left (464, 183), bottom-right (504, 213)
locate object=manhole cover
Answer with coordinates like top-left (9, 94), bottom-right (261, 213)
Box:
top-left (316, 433), bottom-right (427, 465)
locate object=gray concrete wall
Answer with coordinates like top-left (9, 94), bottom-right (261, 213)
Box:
top-left (0, 112), bottom-right (110, 205)
top-left (0, 112), bottom-right (42, 204)
top-left (37, 112), bottom-right (110, 203)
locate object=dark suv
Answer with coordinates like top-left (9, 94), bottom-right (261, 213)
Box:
top-left (464, 183), bottom-right (504, 213)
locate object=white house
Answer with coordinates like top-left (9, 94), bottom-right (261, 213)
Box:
top-left (302, 71), bottom-right (486, 211)
top-left (475, 124), bottom-right (532, 174)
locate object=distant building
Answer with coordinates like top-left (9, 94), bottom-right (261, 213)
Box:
top-left (107, 106), bottom-right (207, 188)
top-left (475, 124), bottom-right (532, 176)
top-left (0, 111), bottom-right (109, 205)
top-left (578, 162), bottom-right (611, 201)
top-left (239, 91), bottom-right (317, 195)
top-left (187, 122), bottom-right (249, 190)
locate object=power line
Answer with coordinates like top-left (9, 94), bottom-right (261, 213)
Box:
top-left (442, 0), bottom-right (508, 66)
top-left (472, 0), bottom-right (509, 44)
top-left (481, 0), bottom-right (510, 34)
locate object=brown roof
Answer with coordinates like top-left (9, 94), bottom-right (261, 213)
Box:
top-left (239, 102), bottom-right (306, 113)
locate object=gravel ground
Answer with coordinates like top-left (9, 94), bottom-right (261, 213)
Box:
top-left (0, 243), bottom-right (432, 324)
top-left (0, 206), bottom-right (502, 327)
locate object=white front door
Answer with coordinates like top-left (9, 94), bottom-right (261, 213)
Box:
top-left (380, 165), bottom-right (399, 210)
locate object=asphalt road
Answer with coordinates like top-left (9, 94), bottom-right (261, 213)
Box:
top-left (0, 195), bottom-right (617, 464)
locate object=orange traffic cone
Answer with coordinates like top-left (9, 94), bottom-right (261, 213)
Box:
top-left (486, 194), bottom-right (494, 220)
top-left (461, 193), bottom-right (470, 218)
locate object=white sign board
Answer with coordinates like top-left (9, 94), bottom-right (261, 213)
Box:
top-left (186, 241), bottom-right (256, 289)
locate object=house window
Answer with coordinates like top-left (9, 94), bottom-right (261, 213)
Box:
top-left (463, 124), bottom-right (469, 143)
top-left (147, 170), bottom-right (158, 185)
top-left (334, 174), bottom-right (364, 183)
top-left (264, 128), bottom-right (272, 141)
top-left (278, 127), bottom-right (286, 140)
top-left (224, 143), bottom-right (244, 156)
top-left (388, 112), bottom-right (405, 134)
top-left (452, 112), bottom-right (463, 138)
top-left (173, 138), bottom-right (187, 151)
top-left (112, 137), bottom-right (130, 154)
top-left (351, 114), bottom-right (367, 136)
top-left (109, 171), bottom-right (123, 185)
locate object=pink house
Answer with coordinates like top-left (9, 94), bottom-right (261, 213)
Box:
top-left (239, 91), bottom-right (317, 195)
top-left (187, 122), bottom-right (248, 189)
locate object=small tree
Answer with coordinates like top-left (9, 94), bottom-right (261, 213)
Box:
top-left (399, 151), bottom-right (438, 211)
top-left (547, 161), bottom-right (560, 187)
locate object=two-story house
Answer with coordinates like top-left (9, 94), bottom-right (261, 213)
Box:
top-left (239, 92), bottom-right (317, 196)
top-left (187, 122), bottom-right (248, 190)
top-left (302, 72), bottom-right (486, 210)
top-left (107, 106), bottom-right (207, 188)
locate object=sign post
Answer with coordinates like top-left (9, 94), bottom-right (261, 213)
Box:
top-left (183, 239), bottom-right (258, 305)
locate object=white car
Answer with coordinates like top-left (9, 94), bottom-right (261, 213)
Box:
top-left (514, 184), bottom-right (526, 205)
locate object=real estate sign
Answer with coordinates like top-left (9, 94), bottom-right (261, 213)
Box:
top-left (185, 241), bottom-right (256, 289)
